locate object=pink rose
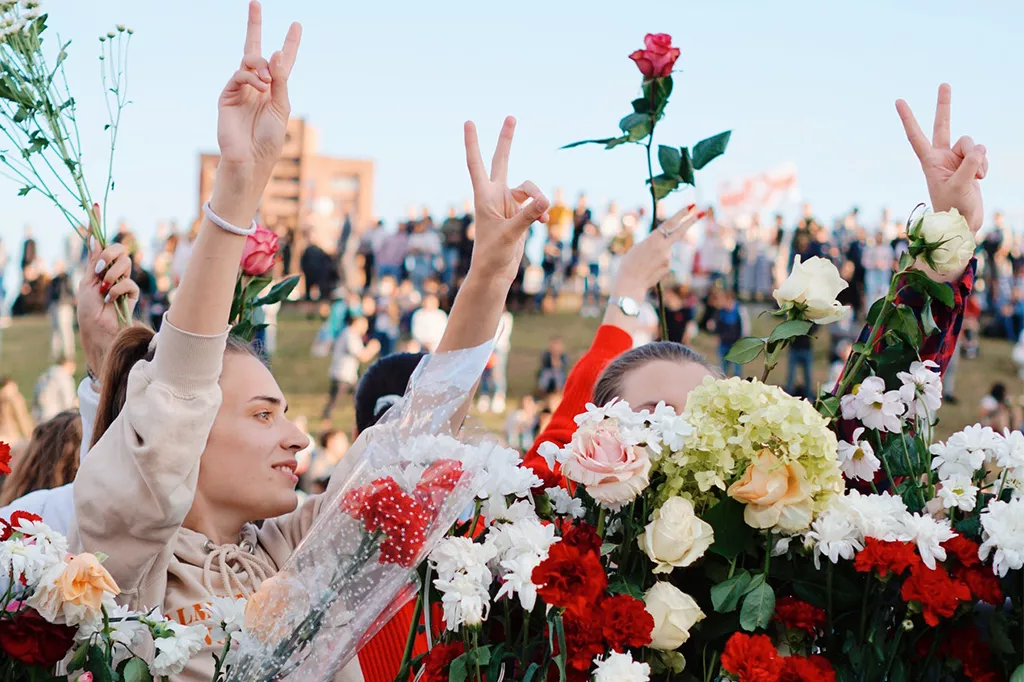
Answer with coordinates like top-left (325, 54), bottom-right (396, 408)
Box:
top-left (629, 33), bottom-right (680, 80)
top-left (78, 674), bottom-right (94, 682)
top-left (562, 427), bottom-right (651, 510)
top-left (240, 224), bottom-right (280, 276)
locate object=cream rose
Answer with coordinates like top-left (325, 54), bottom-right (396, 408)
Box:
top-left (27, 554), bottom-right (119, 627)
top-left (244, 573), bottom-right (310, 644)
top-left (912, 208), bottom-right (976, 278)
top-left (640, 497), bottom-right (714, 574)
top-left (773, 256), bottom-right (850, 324)
top-left (644, 582), bottom-right (705, 651)
top-left (561, 426), bottom-right (651, 510)
top-left (727, 449), bottom-right (813, 533)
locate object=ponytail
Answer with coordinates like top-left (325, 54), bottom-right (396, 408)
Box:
top-left (91, 325), bottom-right (155, 448)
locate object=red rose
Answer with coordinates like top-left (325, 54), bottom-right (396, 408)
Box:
top-left (853, 539), bottom-right (920, 578)
top-left (629, 33), bottom-right (680, 80)
top-left (0, 441), bottom-right (10, 476)
top-left (779, 655), bottom-right (836, 682)
top-left (532, 541), bottom-right (607, 614)
top-left (414, 460), bottom-right (464, 516)
top-left (943, 534), bottom-right (982, 568)
top-left (240, 224), bottom-right (280, 276)
top-left (561, 606), bottom-right (606, 673)
top-left (721, 632), bottom-right (783, 682)
top-left (601, 594), bottom-right (654, 650)
top-left (421, 640), bottom-right (464, 682)
top-left (773, 597), bottom-right (826, 636)
top-left (561, 523), bottom-right (602, 556)
top-left (900, 563), bottom-right (971, 626)
top-left (0, 608), bottom-right (76, 667)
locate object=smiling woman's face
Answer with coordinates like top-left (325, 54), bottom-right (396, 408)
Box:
top-left (614, 359), bottom-right (715, 415)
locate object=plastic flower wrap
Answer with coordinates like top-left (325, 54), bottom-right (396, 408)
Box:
top-left (658, 376), bottom-right (844, 532)
top-left (225, 341), bottom-right (499, 682)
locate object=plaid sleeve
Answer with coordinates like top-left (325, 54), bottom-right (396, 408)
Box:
top-left (853, 258), bottom-right (977, 377)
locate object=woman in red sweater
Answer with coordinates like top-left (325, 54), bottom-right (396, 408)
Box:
top-left (525, 84), bottom-right (987, 481)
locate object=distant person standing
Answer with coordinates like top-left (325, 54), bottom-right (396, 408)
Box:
top-left (48, 261), bottom-right (75, 361)
top-left (440, 206), bottom-right (464, 286)
top-left (411, 293), bottom-right (448, 353)
top-left (490, 308), bottom-right (514, 413)
top-left (599, 201), bottom-right (622, 242)
top-left (708, 288), bottom-right (748, 377)
top-left (323, 315), bottom-right (380, 420)
top-left (571, 193), bottom-right (593, 262)
top-left (406, 220), bottom-right (442, 290)
top-left (32, 356), bottom-right (77, 423)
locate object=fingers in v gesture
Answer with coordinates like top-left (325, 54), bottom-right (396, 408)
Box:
top-left (463, 117), bottom-right (551, 283)
top-left (895, 83), bottom-right (988, 233)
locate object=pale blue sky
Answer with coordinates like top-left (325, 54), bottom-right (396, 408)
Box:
top-left (1, 0), bottom-right (1022, 272)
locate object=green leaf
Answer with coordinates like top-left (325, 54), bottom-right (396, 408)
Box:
top-left (67, 644), bottom-right (89, 672)
top-left (561, 136), bottom-right (628, 150)
top-left (522, 663), bottom-right (542, 682)
top-left (705, 498), bottom-right (756, 559)
top-left (604, 136), bottom-right (630, 149)
top-left (768, 319), bottom-right (813, 343)
top-left (921, 298), bottom-right (939, 336)
top-left (658, 144), bottom-right (681, 177)
top-left (866, 297), bottom-right (886, 326)
top-left (243, 274), bottom-right (273, 300)
top-left (17, 186), bottom-right (31, 197)
top-left (253, 275), bottom-right (300, 307)
top-left (12, 106), bottom-right (28, 123)
top-left (710, 571), bottom-right (752, 613)
top-left (891, 304), bottom-right (922, 347)
top-left (691, 130), bottom-right (732, 170)
top-left (739, 582), bottom-right (775, 631)
top-left (889, 658), bottom-right (907, 682)
top-left (817, 395), bottom-right (841, 420)
top-left (607, 574), bottom-right (644, 599)
top-left (631, 97), bottom-right (650, 113)
top-left (955, 514), bottom-right (982, 540)
top-left (649, 173), bottom-right (680, 200)
top-left (449, 653), bottom-right (468, 682)
top-left (723, 336), bottom-right (765, 365)
top-left (642, 76), bottom-right (674, 118)
top-left (678, 147), bottom-right (695, 185)
top-left (883, 435), bottom-right (921, 478)
top-left (122, 658), bottom-right (153, 682)
top-left (988, 611), bottom-right (1015, 657)
top-left (904, 269), bottom-right (955, 308)
top-left (1009, 664), bottom-right (1024, 682)
top-left (619, 112), bottom-right (652, 141)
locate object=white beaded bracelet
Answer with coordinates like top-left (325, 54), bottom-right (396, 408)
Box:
top-left (202, 201), bottom-right (258, 237)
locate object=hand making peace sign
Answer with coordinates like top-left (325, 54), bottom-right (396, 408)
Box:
top-left (463, 117), bottom-right (551, 286)
top-left (896, 83), bottom-right (988, 234)
top-left (217, 1), bottom-right (302, 183)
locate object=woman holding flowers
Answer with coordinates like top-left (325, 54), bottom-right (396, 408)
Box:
top-left (68, 3), bottom-right (550, 681)
top-left (525, 83), bottom-right (988, 484)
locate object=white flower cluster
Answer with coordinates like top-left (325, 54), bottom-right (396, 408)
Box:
top-left (979, 498), bottom-right (1024, 577)
top-left (805, 490), bottom-right (955, 569)
top-left (140, 610), bottom-right (209, 678)
top-left (841, 361), bottom-right (943, 434)
top-left (0, 0), bottom-right (41, 40)
top-left (593, 651), bottom-right (651, 682)
top-left (430, 537), bottom-right (499, 630)
top-left (930, 424), bottom-right (1024, 513)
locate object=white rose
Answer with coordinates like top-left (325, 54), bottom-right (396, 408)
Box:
top-left (643, 582), bottom-right (705, 651)
top-left (773, 256), bottom-right (850, 324)
top-left (639, 497), bottom-right (714, 574)
top-left (913, 208), bottom-right (976, 277)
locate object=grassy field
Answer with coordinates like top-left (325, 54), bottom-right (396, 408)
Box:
top-left (0, 305), bottom-right (1017, 441)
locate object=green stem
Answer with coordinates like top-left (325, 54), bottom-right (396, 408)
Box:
top-left (881, 627), bottom-right (904, 679)
top-left (644, 83), bottom-right (669, 342)
top-left (596, 507), bottom-right (606, 537)
top-left (394, 590), bottom-right (424, 682)
top-left (211, 634), bottom-right (233, 682)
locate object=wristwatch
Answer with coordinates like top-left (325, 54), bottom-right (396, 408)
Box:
top-left (609, 296), bottom-right (641, 317)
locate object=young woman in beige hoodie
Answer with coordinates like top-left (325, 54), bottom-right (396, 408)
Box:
top-left (68, 3), bottom-right (551, 681)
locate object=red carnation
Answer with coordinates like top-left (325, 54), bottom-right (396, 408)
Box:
top-left (942, 627), bottom-right (999, 682)
top-left (561, 523), bottom-right (602, 556)
top-left (779, 655), bottom-right (836, 682)
top-left (414, 459), bottom-right (464, 516)
top-left (342, 477), bottom-right (428, 567)
top-left (900, 563), bottom-right (971, 626)
top-left (954, 565), bottom-right (1004, 605)
top-left (532, 541), bottom-right (607, 614)
top-left (629, 33), bottom-right (680, 80)
top-left (420, 640), bottom-right (464, 682)
top-left (561, 606), bottom-right (606, 673)
top-left (601, 594), bottom-right (654, 650)
top-left (943, 534), bottom-right (982, 568)
top-left (721, 632), bottom-right (783, 682)
top-left (773, 597), bottom-right (826, 636)
top-left (854, 539), bottom-right (921, 578)
top-left (0, 608), bottom-right (76, 667)
top-left (0, 441), bottom-right (10, 476)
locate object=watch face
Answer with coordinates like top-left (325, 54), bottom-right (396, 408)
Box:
top-left (620, 297), bottom-right (640, 316)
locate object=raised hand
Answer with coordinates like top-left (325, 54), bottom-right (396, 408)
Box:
top-left (896, 84), bottom-right (988, 234)
top-left (614, 205), bottom-right (701, 301)
top-left (78, 242), bottom-right (140, 378)
top-left (216, 1), bottom-right (301, 198)
top-left (464, 117), bottom-right (551, 286)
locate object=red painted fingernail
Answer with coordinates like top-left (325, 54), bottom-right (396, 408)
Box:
top-left (697, 210), bottom-right (708, 219)
top-left (687, 203), bottom-right (696, 211)
top-left (99, 282), bottom-right (109, 295)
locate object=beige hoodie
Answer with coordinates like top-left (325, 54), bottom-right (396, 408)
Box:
top-left (69, 320), bottom-right (364, 682)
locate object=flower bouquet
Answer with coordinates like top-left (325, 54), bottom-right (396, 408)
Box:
top-left (403, 207), bottom-right (1022, 682)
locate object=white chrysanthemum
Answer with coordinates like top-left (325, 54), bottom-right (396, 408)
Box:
top-left (545, 486), bottom-right (585, 519)
top-left (936, 476), bottom-right (979, 513)
top-left (806, 510), bottom-right (862, 569)
top-left (837, 428), bottom-right (880, 482)
top-left (901, 513), bottom-right (954, 570)
top-left (593, 651), bottom-right (651, 682)
top-left (488, 517), bottom-right (558, 612)
top-left (150, 621), bottom-right (206, 677)
top-left (436, 573), bottom-right (490, 630)
top-left (898, 360), bottom-right (942, 422)
top-left (203, 596), bottom-right (247, 641)
top-left (468, 446), bottom-right (542, 500)
top-left (996, 429), bottom-right (1024, 471)
top-left (931, 425), bottom-right (1003, 481)
top-left (481, 496), bottom-right (536, 523)
top-left (979, 498), bottom-right (1024, 577)
top-left (648, 402), bottom-right (693, 451)
top-left (834, 490), bottom-right (911, 543)
top-left (840, 376), bottom-right (906, 433)
top-left (0, 538), bottom-right (61, 589)
top-left (429, 536), bottom-right (497, 585)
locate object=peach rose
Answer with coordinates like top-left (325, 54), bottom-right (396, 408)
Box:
top-left (727, 450), bottom-right (813, 533)
top-left (244, 574), bottom-right (309, 643)
top-left (58, 554), bottom-right (119, 611)
top-left (562, 427), bottom-right (651, 510)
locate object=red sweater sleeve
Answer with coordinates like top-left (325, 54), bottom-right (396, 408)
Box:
top-left (358, 600), bottom-right (426, 682)
top-left (523, 325), bottom-right (633, 478)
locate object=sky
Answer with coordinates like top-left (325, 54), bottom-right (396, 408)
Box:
top-left (1, 0), bottom-right (1023, 276)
